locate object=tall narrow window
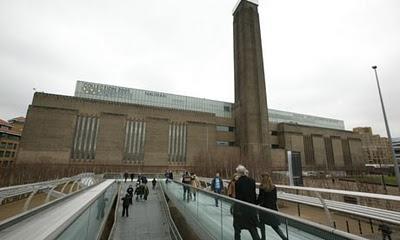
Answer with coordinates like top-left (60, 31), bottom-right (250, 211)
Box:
top-left (168, 122), bottom-right (187, 163)
top-left (123, 119), bottom-right (146, 163)
top-left (71, 115), bottom-right (99, 161)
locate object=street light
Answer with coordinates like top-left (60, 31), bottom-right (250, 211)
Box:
top-left (371, 65), bottom-right (400, 191)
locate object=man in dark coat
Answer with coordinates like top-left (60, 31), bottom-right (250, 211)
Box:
top-left (130, 173), bottom-right (134, 182)
top-left (123, 171), bottom-right (129, 183)
top-left (121, 194), bottom-right (131, 217)
top-left (233, 165), bottom-right (260, 240)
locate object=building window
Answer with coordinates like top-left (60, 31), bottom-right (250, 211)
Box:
top-left (168, 122), bottom-right (187, 162)
top-left (271, 144), bottom-right (280, 149)
top-left (7, 143), bottom-right (13, 149)
top-left (13, 144), bottom-right (17, 150)
top-left (217, 141), bottom-right (229, 146)
top-left (5, 151), bottom-right (11, 158)
top-left (123, 119), bottom-right (146, 163)
top-left (216, 126), bottom-right (229, 132)
top-left (216, 125), bottom-right (234, 132)
top-left (271, 131), bottom-right (278, 136)
top-left (224, 106), bottom-right (230, 112)
top-left (0, 142), bottom-right (6, 149)
top-left (0, 151), bottom-right (4, 157)
top-left (71, 115), bottom-right (99, 161)
top-left (216, 141), bottom-right (234, 146)
top-left (11, 152), bottom-right (15, 158)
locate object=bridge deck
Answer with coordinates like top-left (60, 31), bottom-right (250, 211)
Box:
top-left (112, 182), bottom-right (170, 240)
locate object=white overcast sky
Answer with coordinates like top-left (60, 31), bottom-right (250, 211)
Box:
top-left (0, 0), bottom-right (399, 137)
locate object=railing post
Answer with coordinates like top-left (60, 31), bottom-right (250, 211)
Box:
top-left (69, 180), bottom-right (78, 193)
top-left (23, 188), bottom-right (39, 211)
top-left (61, 181), bottom-right (70, 193)
top-left (45, 185), bottom-right (58, 203)
top-left (314, 192), bottom-right (334, 228)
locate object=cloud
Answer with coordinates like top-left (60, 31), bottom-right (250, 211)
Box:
top-left (0, 0), bottom-right (399, 137)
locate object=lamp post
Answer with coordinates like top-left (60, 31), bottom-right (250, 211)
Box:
top-left (371, 66), bottom-right (400, 191)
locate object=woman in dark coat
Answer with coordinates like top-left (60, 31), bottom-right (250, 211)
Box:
top-left (257, 173), bottom-right (287, 240)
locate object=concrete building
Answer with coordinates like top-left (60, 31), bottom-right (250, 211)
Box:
top-left (16, 0), bottom-right (365, 173)
top-left (0, 119), bottom-right (21, 166)
top-left (353, 127), bottom-right (393, 164)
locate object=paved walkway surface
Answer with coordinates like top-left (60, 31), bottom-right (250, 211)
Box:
top-left (112, 182), bottom-right (170, 240)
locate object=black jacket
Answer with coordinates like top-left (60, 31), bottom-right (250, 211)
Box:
top-left (257, 187), bottom-right (280, 226)
top-left (233, 175), bottom-right (258, 229)
top-left (122, 196), bottom-right (130, 207)
top-left (257, 187), bottom-right (278, 210)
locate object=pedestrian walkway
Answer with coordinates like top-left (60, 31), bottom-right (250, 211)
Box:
top-left (112, 182), bottom-right (171, 240)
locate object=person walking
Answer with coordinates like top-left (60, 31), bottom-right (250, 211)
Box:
top-left (233, 165), bottom-right (260, 240)
top-left (211, 172), bottom-right (223, 207)
top-left (141, 175), bottom-right (148, 185)
top-left (227, 173), bottom-right (239, 215)
top-left (379, 224), bottom-right (392, 240)
top-left (190, 173), bottom-right (200, 201)
top-left (126, 185), bottom-right (134, 205)
top-left (135, 184), bottom-right (145, 200)
top-left (121, 194), bottom-right (131, 217)
top-left (130, 173), bottom-right (134, 182)
top-left (143, 184), bottom-right (149, 200)
top-left (152, 178), bottom-right (157, 190)
top-left (123, 171), bottom-right (129, 183)
top-left (257, 173), bottom-right (287, 240)
top-left (165, 170), bottom-right (170, 183)
top-left (227, 173), bottom-right (239, 198)
top-left (182, 171), bottom-right (192, 201)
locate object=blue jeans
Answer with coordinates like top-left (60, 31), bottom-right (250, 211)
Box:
top-left (214, 188), bottom-right (221, 206)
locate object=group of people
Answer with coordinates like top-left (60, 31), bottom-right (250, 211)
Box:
top-left (123, 172), bottom-right (135, 182)
top-left (211, 165), bottom-right (287, 240)
top-left (181, 171), bottom-right (201, 201)
top-left (121, 172), bottom-right (158, 218)
top-left (164, 170), bottom-right (174, 183)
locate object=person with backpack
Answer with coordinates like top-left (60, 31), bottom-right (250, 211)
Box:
top-left (152, 178), bottom-right (157, 190)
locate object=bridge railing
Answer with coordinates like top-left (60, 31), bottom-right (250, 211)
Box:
top-left (55, 180), bottom-right (118, 240)
top-left (161, 179), bottom-right (365, 240)
top-left (0, 172), bottom-right (97, 205)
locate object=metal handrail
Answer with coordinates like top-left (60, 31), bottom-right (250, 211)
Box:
top-left (108, 182), bottom-right (122, 240)
top-left (48, 180), bottom-right (116, 239)
top-left (96, 181), bottom-right (119, 240)
top-left (199, 177), bottom-right (400, 202)
top-left (171, 179), bottom-right (366, 240)
top-left (158, 181), bottom-right (183, 240)
top-left (0, 178), bottom-right (104, 231)
top-left (0, 173), bottom-right (95, 204)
